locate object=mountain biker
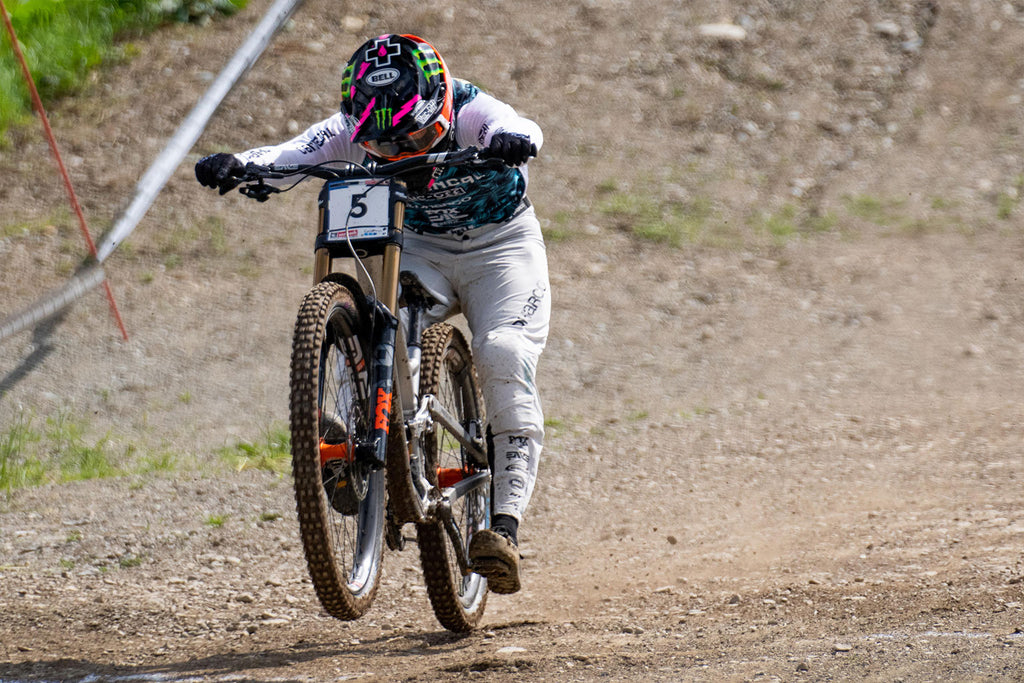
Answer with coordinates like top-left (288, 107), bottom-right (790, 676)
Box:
top-left (195, 33), bottom-right (548, 595)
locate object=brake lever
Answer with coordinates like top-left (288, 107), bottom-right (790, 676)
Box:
top-left (468, 155), bottom-right (511, 170)
top-left (239, 180), bottom-right (279, 202)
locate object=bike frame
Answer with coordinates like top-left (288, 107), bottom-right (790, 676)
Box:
top-left (303, 161), bottom-right (489, 574)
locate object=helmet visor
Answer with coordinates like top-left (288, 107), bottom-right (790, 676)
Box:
top-left (361, 120), bottom-right (448, 161)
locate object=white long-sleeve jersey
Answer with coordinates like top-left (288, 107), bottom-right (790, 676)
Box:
top-left (236, 80), bottom-right (543, 234)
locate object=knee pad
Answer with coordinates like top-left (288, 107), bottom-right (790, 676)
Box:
top-left (473, 328), bottom-right (544, 436)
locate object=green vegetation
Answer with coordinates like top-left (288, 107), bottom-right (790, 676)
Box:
top-left (118, 552), bottom-right (144, 568)
top-left (0, 412), bottom-right (43, 491)
top-left (756, 203), bottom-right (836, 244)
top-left (135, 450), bottom-right (179, 473)
top-left (217, 424), bottom-right (291, 474)
top-left (543, 415), bottom-right (568, 440)
top-left (0, 409), bottom-right (293, 495)
top-left (1, 0), bottom-right (247, 138)
top-left (996, 174), bottom-right (1024, 220)
top-left (600, 189), bottom-right (717, 247)
top-left (595, 169), bottom-right (842, 249)
top-left (541, 211), bottom-right (573, 242)
top-left (0, 207), bottom-right (68, 239)
top-left (0, 410), bottom-right (122, 493)
top-left (204, 513), bottom-right (228, 527)
top-left (842, 193), bottom-right (907, 227)
top-left (589, 170), bottom-right (1014, 249)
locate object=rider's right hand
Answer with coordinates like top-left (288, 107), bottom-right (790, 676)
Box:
top-left (485, 132), bottom-right (537, 167)
top-left (195, 153), bottom-right (244, 194)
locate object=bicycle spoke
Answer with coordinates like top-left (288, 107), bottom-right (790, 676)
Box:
top-left (291, 282), bottom-right (385, 620)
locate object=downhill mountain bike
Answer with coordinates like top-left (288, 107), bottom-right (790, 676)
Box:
top-left (236, 148), bottom-right (497, 632)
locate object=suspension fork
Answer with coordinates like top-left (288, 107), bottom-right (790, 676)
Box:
top-left (356, 185), bottom-right (407, 470)
top-left (359, 294), bottom-right (419, 471)
top-left (355, 303), bottom-right (398, 470)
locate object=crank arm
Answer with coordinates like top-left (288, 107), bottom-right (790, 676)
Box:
top-left (427, 471), bottom-right (489, 576)
top-left (421, 470), bottom-right (489, 518)
top-left (443, 470), bottom-right (490, 503)
top-left (434, 500), bottom-right (471, 574)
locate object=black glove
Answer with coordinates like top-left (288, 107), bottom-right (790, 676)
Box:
top-left (195, 153), bottom-right (244, 194)
top-left (486, 132), bottom-right (537, 166)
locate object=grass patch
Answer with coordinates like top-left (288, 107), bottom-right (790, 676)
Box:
top-left (842, 194), bottom-right (907, 227)
top-left (0, 409), bottom-right (149, 495)
top-left (0, 412), bottom-right (45, 492)
top-left (541, 211), bottom-right (573, 242)
top-left (996, 174), bottom-right (1024, 220)
top-left (204, 514), bottom-right (228, 527)
top-left (676, 403), bottom-right (713, 420)
top-left (136, 450), bottom-right (179, 474)
top-left (0, 207), bottom-right (68, 240)
top-left (600, 190), bottom-right (716, 247)
top-left (218, 425), bottom-right (291, 474)
top-left (118, 552), bottom-right (144, 568)
top-left (756, 203), bottom-right (837, 243)
top-left (0, 410), bottom-right (293, 497)
top-left (543, 415), bottom-right (570, 440)
top-left (47, 412), bottom-right (121, 482)
top-left (1, 0), bottom-right (247, 139)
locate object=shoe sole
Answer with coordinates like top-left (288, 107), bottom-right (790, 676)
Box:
top-left (473, 556), bottom-right (520, 594)
top-left (469, 531), bottom-right (521, 594)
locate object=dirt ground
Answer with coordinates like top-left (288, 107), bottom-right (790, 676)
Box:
top-left (2, 0), bottom-right (1024, 680)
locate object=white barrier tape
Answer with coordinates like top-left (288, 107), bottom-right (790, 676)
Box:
top-left (96, 0), bottom-right (306, 263)
top-left (0, 264), bottom-right (106, 340)
top-left (0, 0), bottom-right (305, 342)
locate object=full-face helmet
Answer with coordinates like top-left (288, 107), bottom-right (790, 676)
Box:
top-left (340, 34), bottom-right (454, 160)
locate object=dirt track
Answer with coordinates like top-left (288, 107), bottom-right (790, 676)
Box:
top-left (2, 1), bottom-right (1024, 680)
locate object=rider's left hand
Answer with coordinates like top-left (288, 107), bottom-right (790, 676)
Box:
top-left (487, 132), bottom-right (537, 167)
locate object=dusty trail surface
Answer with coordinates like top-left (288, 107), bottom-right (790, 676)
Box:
top-left (2, 1), bottom-right (1024, 680)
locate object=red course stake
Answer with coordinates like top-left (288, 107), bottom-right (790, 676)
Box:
top-left (1, 0), bottom-right (128, 340)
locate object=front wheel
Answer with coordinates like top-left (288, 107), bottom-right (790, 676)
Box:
top-left (416, 323), bottom-right (489, 632)
top-left (290, 281), bottom-right (385, 620)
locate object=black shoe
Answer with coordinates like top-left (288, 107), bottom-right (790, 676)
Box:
top-left (469, 525), bottom-right (521, 594)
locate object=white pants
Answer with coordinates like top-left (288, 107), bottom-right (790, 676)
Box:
top-left (402, 205), bottom-right (550, 523)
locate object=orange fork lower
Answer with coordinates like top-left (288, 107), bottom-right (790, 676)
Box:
top-left (319, 441), bottom-right (352, 467)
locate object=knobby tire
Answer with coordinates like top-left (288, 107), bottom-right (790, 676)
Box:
top-left (290, 281), bottom-right (385, 620)
top-left (416, 322), bottom-right (489, 632)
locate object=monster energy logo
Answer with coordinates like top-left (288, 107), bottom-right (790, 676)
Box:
top-left (414, 49), bottom-right (443, 79)
top-left (374, 108), bottom-right (393, 128)
top-left (341, 65), bottom-right (355, 98)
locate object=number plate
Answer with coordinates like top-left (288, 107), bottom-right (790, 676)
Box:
top-left (324, 179), bottom-right (391, 242)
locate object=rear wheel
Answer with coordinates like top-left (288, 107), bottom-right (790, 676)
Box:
top-left (416, 323), bottom-right (489, 632)
top-left (290, 281), bottom-right (385, 620)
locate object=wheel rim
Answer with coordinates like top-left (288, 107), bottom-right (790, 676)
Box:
top-left (436, 342), bottom-right (488, 607)
top-left (319, 304), bottom-right (384, 598)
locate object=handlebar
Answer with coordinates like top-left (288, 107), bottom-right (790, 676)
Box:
top-left (237, 147), bottom-right (494, 201)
